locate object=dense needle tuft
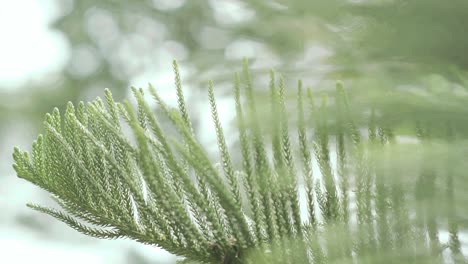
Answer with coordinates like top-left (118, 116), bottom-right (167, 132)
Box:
top-left (12, 60), bottom-right (467, 264)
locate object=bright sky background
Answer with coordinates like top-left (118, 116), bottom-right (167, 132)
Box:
top-left (0, 0), bottom-right (69, 90)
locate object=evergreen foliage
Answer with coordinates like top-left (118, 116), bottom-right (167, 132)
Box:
top-left (13, 60), bottom-right (467, 263)
top-left (238, 0), bottom-right (468, 82)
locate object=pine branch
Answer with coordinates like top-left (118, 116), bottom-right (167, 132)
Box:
top-left (12, 60), bottom-right (466, 263)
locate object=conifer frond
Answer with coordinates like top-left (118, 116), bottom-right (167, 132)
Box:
top-left (12, 60), bottom-right (467, 263)
top-left (27, 203), bottom-right (123, 239)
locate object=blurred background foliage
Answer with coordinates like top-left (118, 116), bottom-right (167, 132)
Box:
top-left (1, 0), bottom-right (468, 263)
top-left (2, 0), bottom-right (468, 131)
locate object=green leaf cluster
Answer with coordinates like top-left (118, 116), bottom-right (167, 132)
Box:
top-left (13, 60), bottom-right (467, 263)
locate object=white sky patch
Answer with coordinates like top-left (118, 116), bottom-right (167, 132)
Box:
top-left (0, 240), bottom-right (103, 264)
top-left (0, 227), bottom-right (175, 264)
top-left (210, 0), bottom-right (255, 26)
top-left (0, 0), bottom-right (69, 90)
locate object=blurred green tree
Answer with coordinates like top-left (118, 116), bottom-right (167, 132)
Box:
top-left (4, 0), bottom-right (468, 129)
